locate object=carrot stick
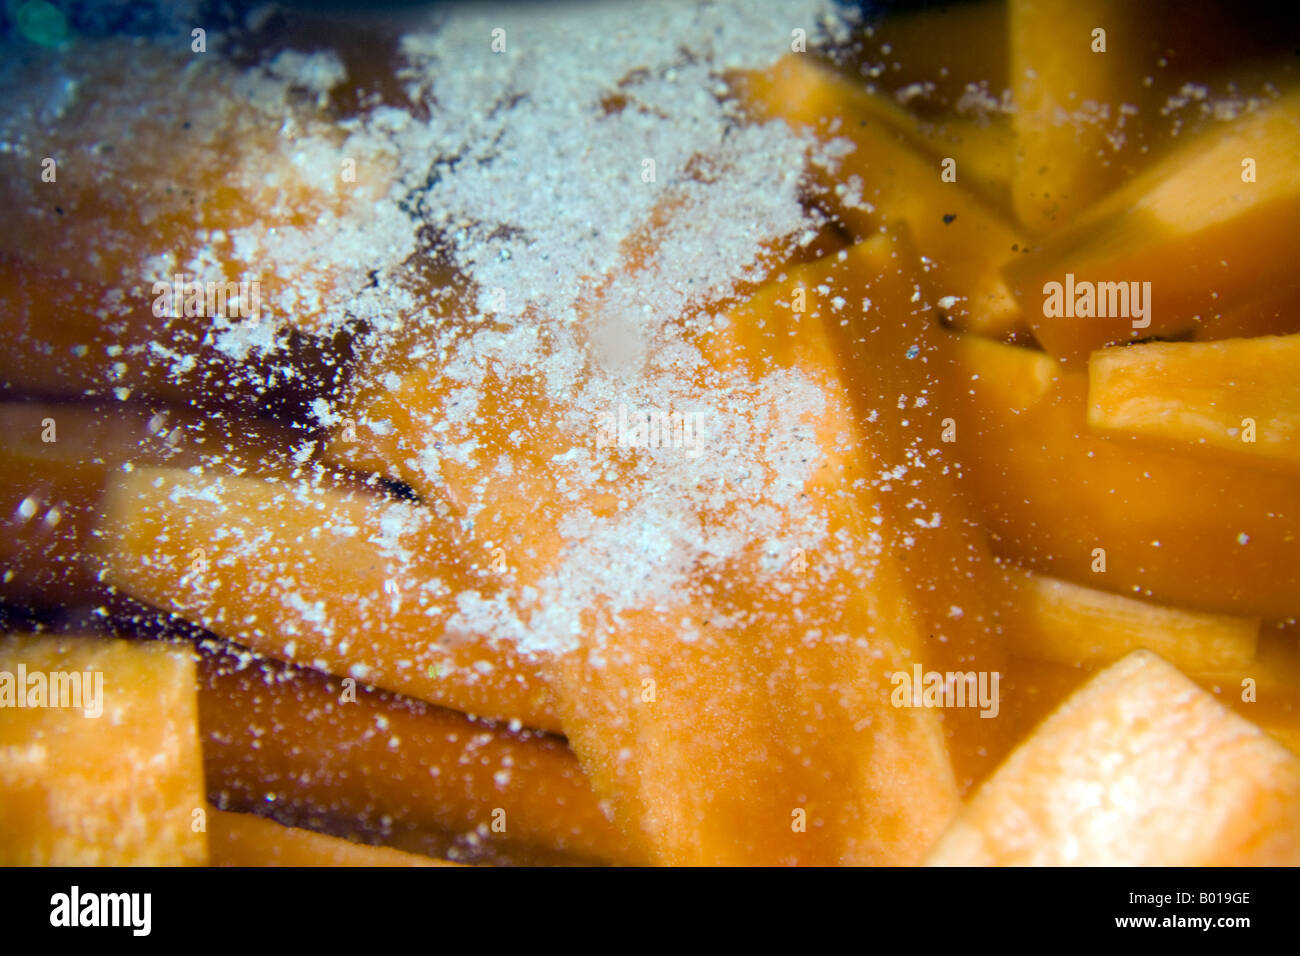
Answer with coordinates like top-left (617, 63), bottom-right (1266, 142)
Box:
top-left (926, 650), bottom-right (1300, 865)
top-left (98, 466), bottom-right (562, 732)
top-left (207, 807), bottom-right (458, 867)
top-left (321, 234), bottom-right (979, 863)
top-left (0, 401), bottom-right (295, 607)
top-left (0, 634), bottom-right (207, 865)
top-left (197, 643), bottom-right (641, 866)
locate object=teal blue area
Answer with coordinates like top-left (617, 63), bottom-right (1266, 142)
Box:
top-left (12, 0), bottom-right (71, 48)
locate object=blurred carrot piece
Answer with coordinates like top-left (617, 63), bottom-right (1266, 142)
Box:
top-left (0, 635), bottom-right (207, 865)
top-left (1008, 89), bottom-right (1300, 363)
top-left (97, 467), bottom-right (561, 732)
top-left (197, 647), bottom-right (640, 866)
top-left (736, 54), bottom-right (1026, 338)
top-left (1088, 334), bottom-right (1300, 473)
top-left (208, 807), bottom-right (458, 867)
top-left (927, 650), bottom-right (1300, 865)
top-left (949, 334), bottom-right (1300, 619)
top-left (1002, 563), bottom-right (1258, 671)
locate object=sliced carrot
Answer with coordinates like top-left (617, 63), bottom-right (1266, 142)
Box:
top-left (0, 254), bottom-right (355, 405)
top-left (1003, 562), bottom-right (1258, 671)
top-left (0, 36), bottom-right (405, 407)
top-left (1007, 89), bottom-right (1300, 363)
top-left (0, 39), bottom-right (399, 329)
top-left (1188, 624), bottom-right (1300, 757)
top-left (926, 650), bottom-right (1300, 865)
top-left (197, 646), bottom-right (639, 866)
top-left (735, 54), bottom-right (1026, 338)
top-left (551, 238), bottom-right (970, 864)
top-left (0, 635), bottom-right (207, 865)
top-left (97, 467), bottom-right (560, 731)
top-left (739, 53), bottom-right (1015, 214)
top-left (813, 229), bottom-right (1015, 792)
top-left (949, 333), bottom-right (1300, 619)
top-left (1088, 334), bottom-right (1300, 473)
top-left (208, 807), bottom-right (457, 867)
top-left (326, 237), bottom-right (972, 862)
top-left (1003, 619), bottom-right (1299, 762)
top-left (1009, 0), bottom-right (1298, 234)
top-left (0, 402), bottom-right (294, 606)
top-left (1008, 0), bottom-right (1144, 232)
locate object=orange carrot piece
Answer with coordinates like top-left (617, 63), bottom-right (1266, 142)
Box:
top-left (98, 467), bottom-right (561, 732)
top-left (197, 645), bottom-right (640, 866)
top-left (926, 650), bottom-right (1300, 865)
top-left (0, 401), bottom-right (294, 606)
top-left (0, 635), bottom-right (207, 865)
top-left (208, 807), bottom-right (458, 867)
